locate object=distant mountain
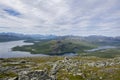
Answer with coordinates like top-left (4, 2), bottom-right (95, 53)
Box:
top-left (0, 33), bottom-right (120, 46)
top-left (28, 34), bottom-right (58, 40)
top-left (0, 32), bottom-right (57, 42)
top-left (0, 32), bottom-right (26, 42)
top-left (83, 35), bottom-right (120, 46)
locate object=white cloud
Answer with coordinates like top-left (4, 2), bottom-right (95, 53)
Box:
top-left (0, 0), bottom-right (119, 36)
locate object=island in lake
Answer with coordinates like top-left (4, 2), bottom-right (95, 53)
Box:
top-left (9, 34), bottom-right (120, 58)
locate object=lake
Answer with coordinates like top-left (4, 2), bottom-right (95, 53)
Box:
top-left (0, 40), bottom-right (48, 58)
top-left (1, 40), bottom-right (115, 58)
top-left (85, 46), bottom-right (116, 52)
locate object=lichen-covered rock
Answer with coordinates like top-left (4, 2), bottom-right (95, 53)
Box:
top-left (16, 70), bottom-right (53, 80)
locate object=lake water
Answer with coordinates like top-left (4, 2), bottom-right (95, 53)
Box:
top-left (85, 46), bottom-right (116, 52)
top-left (1, 40), bottom-right (115, 58)
top-left (0, 40), bottom-right (48, 58)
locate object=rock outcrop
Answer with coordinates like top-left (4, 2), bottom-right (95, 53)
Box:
top-left (15, 70), bottom-right (53, 80)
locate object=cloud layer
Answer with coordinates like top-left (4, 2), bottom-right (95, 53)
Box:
top-left (0, 0), bottom-right (120, 36)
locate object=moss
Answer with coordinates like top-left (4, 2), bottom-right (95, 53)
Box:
top-left (0, 72), bottom-right (17, 78)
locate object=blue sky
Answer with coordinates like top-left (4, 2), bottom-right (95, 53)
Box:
top-left (0, 0), bottom-right (120, 36)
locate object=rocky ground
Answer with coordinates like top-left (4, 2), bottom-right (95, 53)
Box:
top-left (0, 56), bottom-right (120, 80)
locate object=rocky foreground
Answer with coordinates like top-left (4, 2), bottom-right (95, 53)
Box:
top-left (0, 56), bottom-right (120, 80)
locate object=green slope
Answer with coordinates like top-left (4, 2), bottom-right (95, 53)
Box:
top-left (12, 39), bottom-right (96, 55)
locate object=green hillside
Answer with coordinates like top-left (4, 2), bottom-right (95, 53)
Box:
top-left (12, 39), bottom-right (96, 55)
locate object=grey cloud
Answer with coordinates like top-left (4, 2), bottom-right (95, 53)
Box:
top-left (0, 0), bottom-right (119, 36)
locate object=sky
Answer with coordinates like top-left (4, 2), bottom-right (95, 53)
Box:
top-left (0, 0), bottom-right (120, 36)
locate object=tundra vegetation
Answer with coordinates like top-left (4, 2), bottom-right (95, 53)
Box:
top-left (0, 56), bottom-right (120, 80)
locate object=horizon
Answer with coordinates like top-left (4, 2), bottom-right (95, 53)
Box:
top-left (0, 0), bottom-right (120, 36)
top-left (0, 32), bottom-right (120, 37)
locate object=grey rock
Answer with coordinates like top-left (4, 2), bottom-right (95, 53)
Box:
top-left (16, 70), bottom-right (53, 80)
